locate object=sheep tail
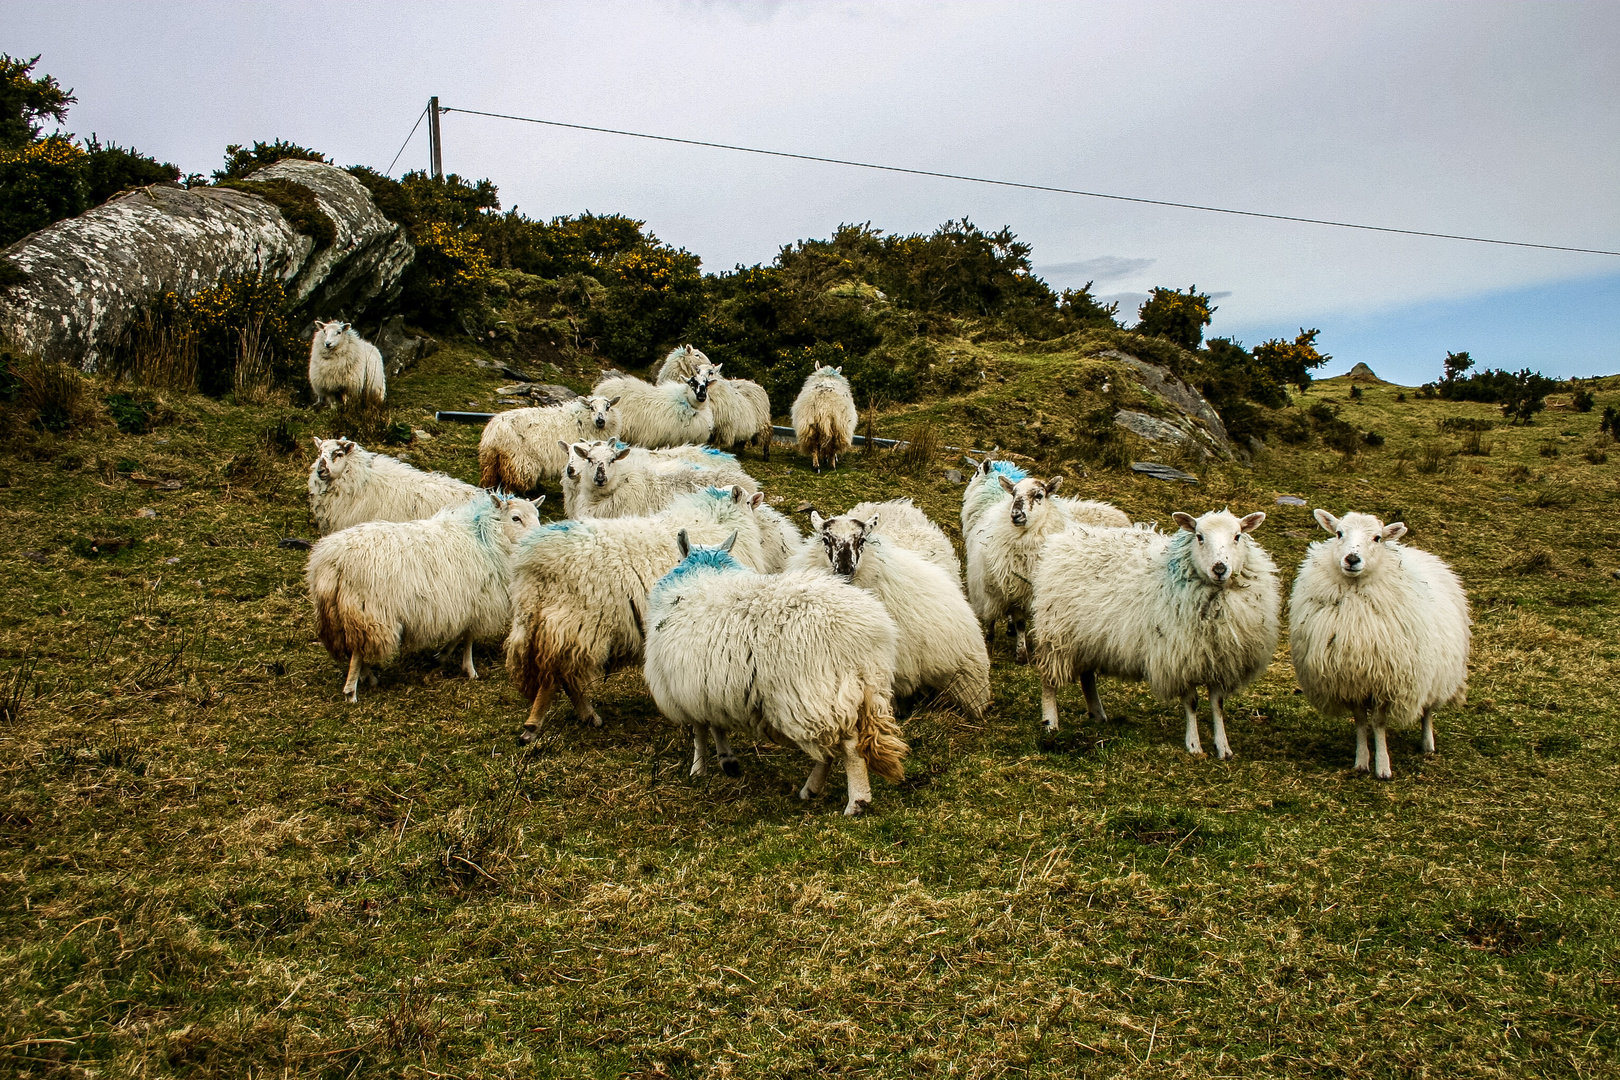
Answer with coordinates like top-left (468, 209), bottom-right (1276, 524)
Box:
top-left (479, 446), bottom-right (508, 490)
top-left (856, 682), bottom-right (908, 784)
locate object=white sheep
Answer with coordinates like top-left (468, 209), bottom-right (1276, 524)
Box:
top-left (965, 474), bottom-right (1130, 663)
top-left (1032, 509), bottom-right (1280, 759)
top-left (789, 511), bottom-right (990, 716)
top-left (505, 485), bottom-right (768, 744)
top-left (1289, 510), bottom-right (1471, 780)
top-left (478, 394), bottom-right (620, 492)
top-left (307, 492), bottom-right (541, 701)
top-left (307, 437), bottom-right (483, 535)
top-left (593, 370), bottom-right (716, 448)
top-left (560, 440), bottom-right (758, 519)
top-left (846, 498), bottom-right (961, 581)
top-left (308, 320), bottom-right (385, 409)
top-left (657, 346), bottom-right (774, 457)
top-left (644, 532), bottom-right (908, 816)
top-left (752, 503), bottom-right (803, 573)
top-left (961, 458), bottom-right (1027, 539)
top-left (791, 365), bottom-right (857, 471)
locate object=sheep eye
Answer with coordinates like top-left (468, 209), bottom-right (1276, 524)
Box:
top-left (1196, 534), bottom-right (1203, 543)
top-left (1336, 531), bottom-right (1343, 539)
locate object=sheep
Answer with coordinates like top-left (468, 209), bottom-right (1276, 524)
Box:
top-left (657, 346), bottom-right (773, 457)
top-left (308, 320), bottom-right (385, 409)
top-left (643, 531), bottom-right (908, 816)
top-left (477, 394), bottom-right (620, 492)
top-left (307, 492), bottom-right (541, 701)
top-left (307, 437), bottom-right (483, 535)
top-left (965, 474), bottom-right (1130, 663)
top-left (846, 498), bottom-right (962, 581)
top-left (505, 485), bottom-right (769, 744)
top-left (592, 370), bottom-right (716, 448)
top-left (789, 510), bottom-right (990, 716)
top-left (1289, 510), bottom-right (1470, 780)
top-left (961, 457), bottom-right (1027, 539)
top-left (752, 503), bottom-right (803, 574)
top-left (1031, 509), bottom-right (1280, 759)
top-left (791, 365), bottom-right (857, 471)
top-left (560, 440), bottom-right (758, 519)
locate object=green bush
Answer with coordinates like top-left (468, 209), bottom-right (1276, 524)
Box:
top-left (103, 392), bottom-right (159, 434)
top-left (82, 135), bottom-right (179, 203)
top-left (1134, 286), bottom-right (1215, 350)
top-left (0, 136), bottom-right (88, 246)
top-left (212, 139), bottom-right (326, 181)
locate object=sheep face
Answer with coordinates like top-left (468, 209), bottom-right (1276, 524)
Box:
top-left (586, 395), bottom-right (620, 431)
top-left (311, 436), bottom-right (360, 483)
top-left (809, 511), bottom-right (877, 579)
top-left (686, 365), bottom-right (720, 404)
top-left (1172, 508), bottom-right (1266, 587)
top-left (997, 475), bottom-right (1063, 528)
top-left (496, 494), bottom-right (543, 542)
top-left (316, 320), bottom-right (350, 351)
top-left (1312, 509), bottom-right (1407, 578)
top-left (572, 440), bottom-right (632, 488)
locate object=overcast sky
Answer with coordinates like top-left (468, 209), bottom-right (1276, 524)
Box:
top-left (8, 0), bottom-right (1618, 384)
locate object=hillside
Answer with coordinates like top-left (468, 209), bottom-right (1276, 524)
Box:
top-left (0, 338), bottom-right (1616, 1078)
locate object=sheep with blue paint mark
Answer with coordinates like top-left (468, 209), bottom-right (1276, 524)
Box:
top-left (789, 509), bottom-right (990, 716)
top-left (965, 472), bottom-right (1130, 663)
top-left (308, 437), bottom-right (483, 535)
top-left (505, 485), bottom-right (768, 743)
top-left (961, 458), bottom-right (1027, 539)
top-left (308, 320), bottom-right (385, 409)
top-left (593, 370), bottom-right (716, 449)
top-left (657, 346), bottom-right (774, 457)
top-left (791, 365), bottom-right (857, 470)
top-left (307, 492), bottom-right (541, 701)
top-left (1031, 509), bottom-right (1280, 759)
top-left (644, 532), bottom-right (907, 815)
top-left (1289, 509), bottom-right (1470, 779)
top-left (560, 440), bottom-right (758, 519)
top-left (477, 394), bottom-right (620, 493)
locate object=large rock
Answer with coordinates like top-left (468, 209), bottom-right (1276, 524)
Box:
top-left (1096, 349), bottom-right (1234, 459)
top-left (0, 161), bottom-right (413, 372)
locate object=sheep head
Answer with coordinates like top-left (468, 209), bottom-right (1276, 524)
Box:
top-left (311, 436), bottom-right (360, 483)
top-left (316, 320), bottom-right (348, 351)
top-left (1312, 509), bottom-right (1405, 578)
top-left (810, 511), bottom-right (877, 579)
top-left (998, 474), bottom-right (1063, 528)
top-left (571, 440), bottom-right (632, 488)
top-left (585, 394), bottom-right (620, 431)
top-left (687, 365), bottom-right (720, 404)
top-left (1173, 508), bottom-right (1266, 587)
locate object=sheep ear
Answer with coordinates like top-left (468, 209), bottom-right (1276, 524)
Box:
top-left (863, 514), bottom-right (879, 536)
top-left (572, 443), bottom-right (590, 459)
top-left (729, 484), bottom-right (746, 503)
top-left (1239, 511), bottom-right (1266, 533)
top-left (534, 494), bottom-right (546, 508)
top-left (612, 446), bottom-right (632, 461)
top-left (676, 529), bottom-right (691, 558)
top-left (834, 366), bottom-right (843, 374)
top-left (1172, 512), bottom-right (1198, 533)
top-left (749, 491), bottom-right (765, 510)
top-left (1045, 475), bottom-right (1064, 495)
top-left (342, 322), bottom-right (351, 332)
top-left (1381, 521), bottom-right (1408, 542)
top-left (339, 439), bottom-right (356, 452)
top-left (1313, 509), bottom-right (1339, 533)
top-left (559, 440), bottom-right (572, 454)
top-left (810, 511), bottom-right (826, 532)
top-left (963, 455), bottom-right (980, 470)
top-left (489, 491), bottom-right (501, 509)
top-left (720, 530), bottom-right (737, 553)
top-left (608, 396), bottom-right (621, 408)
top-left (998, 475), bottom-right (1016, 494)
top-left (311, 436), bottom-right (325, 454)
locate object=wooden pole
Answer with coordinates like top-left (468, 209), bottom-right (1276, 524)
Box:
top-left (428, 96), bottom-right (443, 180)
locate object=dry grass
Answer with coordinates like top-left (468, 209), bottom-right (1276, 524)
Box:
top-left (1, 349), bottom-right (1616, 1077)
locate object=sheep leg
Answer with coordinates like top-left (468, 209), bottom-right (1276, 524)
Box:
top-left (1372, 706), bottom-right (1394, 781)
top-left (1080, 671), bottom-right (1108, 722)
top-left (458, 634), bottom-right (478, 680)
top-left (1210, 693), bottom-right (1234, 760)
top-left (1351, 705), bottom-right (1371, 773)
top-left (799, 759), bottom-right (830, 801)
top-left (365, 665), bottom-right (378, 687)
top-left (1420, 708), bottom-right (1437, 755)
top-left (1040, 677), bottom-right (1062, 733)
top-left (518, 685), bottom-right (558, 745)
top-left (343, 654), bottom-right (365, 703)
top-left (1014, 620), bottom-right (1029, 665)
top-left (841, 736), bottom-right (872, 816)
top-left (711, 728), bottom-right (741, 777)
top-left (564, 682), bottom-right (601, 727)
top-left (1182, 690), bottom-right (1206, 756)
top-left (689, 728), bottom-right (709, 777)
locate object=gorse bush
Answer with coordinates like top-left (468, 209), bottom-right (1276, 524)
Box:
top-left (212, 140), bottom-right (327, 182)
top-left (1135, 286), bottom-right (1215, 350)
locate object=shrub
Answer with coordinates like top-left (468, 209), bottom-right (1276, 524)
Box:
top-left (1583, 445), bottom-right (1608, 465)
top-left (1252, 329), bottom-right (1331, 393)
top-left (1602, 405), bottom-right (1619, 438)
top-left (103, 392), bottom-right (159, 434)
top-left (1499, 370), bottom-right (1559, 425)
top-left (212, 139), bottom-right (327, 182)
top-left (1348, 384), bottom-right (1363, 401)
top-left (81, 135), bottom-right (178, 204)
top-left (14, 355), bottom-right (94, 433)
top-left (1134, 286), bottom-right (1214, 350)
top-left (1459, 430), bottom-right (1490, 456)
top-left (1416, 443), bottom-right (1452, 474)
top-left (0, 136), bottom-right (88, 246)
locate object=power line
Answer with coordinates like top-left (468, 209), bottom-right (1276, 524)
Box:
top-left (385, 104), bottom-right (430, 178)
top-left (440, 105), bottom-right (1619, 258)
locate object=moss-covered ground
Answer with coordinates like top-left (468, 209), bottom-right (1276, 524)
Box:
top-left (1, 339), bottom-right (1615, 1077)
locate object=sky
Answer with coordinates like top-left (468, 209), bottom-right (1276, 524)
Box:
top-left (7, 0), bottom-right (1617, 386)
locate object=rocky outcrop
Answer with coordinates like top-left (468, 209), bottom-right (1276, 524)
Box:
top-left (0, 161), bottom-right (413, 372)
top-left (1096, 350), bottom-right (1234, 460)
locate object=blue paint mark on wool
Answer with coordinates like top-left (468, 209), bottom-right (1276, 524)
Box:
top-left (653, 546), bottom-right (744, 593)
top-left (989, 460), bottom-right (1027, 482)
top-left (698, 446), bottom-right (734, 459)
top-left (704, 485), bottom-right (734, 498)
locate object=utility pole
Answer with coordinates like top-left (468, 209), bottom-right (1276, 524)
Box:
top-left (428, 96), bottom-right (443, 180)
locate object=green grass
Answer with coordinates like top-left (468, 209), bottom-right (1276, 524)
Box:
top-left (1, 347), bottom-right (1616, 1077)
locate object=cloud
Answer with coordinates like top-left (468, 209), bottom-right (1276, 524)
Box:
top-left (1034, 255), bottom-right (1155, 284)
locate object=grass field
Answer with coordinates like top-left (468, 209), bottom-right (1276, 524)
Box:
top-left (1, 339), bottom-right (1616, 1078)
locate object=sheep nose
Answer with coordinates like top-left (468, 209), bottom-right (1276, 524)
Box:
top-left (1211, 562), bottom-right (1228, 578)
top-left (1345, 553), bottom-right (1362, 567)
top-left (594, 418), bottom-right (605, 428)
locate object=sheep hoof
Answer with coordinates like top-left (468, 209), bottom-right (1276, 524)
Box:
top-left (517, 726), bottom-right (540, 746)
top-left (845, 799), bottom-right (870, 817)
top-left (344, 691), bottom-right (358, 704)
top-left (690, 763), bottom-right (707, 778)
top-left (722, 760), bottom-right (742, 778)
top-left (1376, 770), bottom-right (1394, 781)
top-left (587, 712), bottom-right (603, 728)
top-left (1217, 749), bottom-right (1235, 761)
top-left (1014, 649), bottom-right (1029, 665)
